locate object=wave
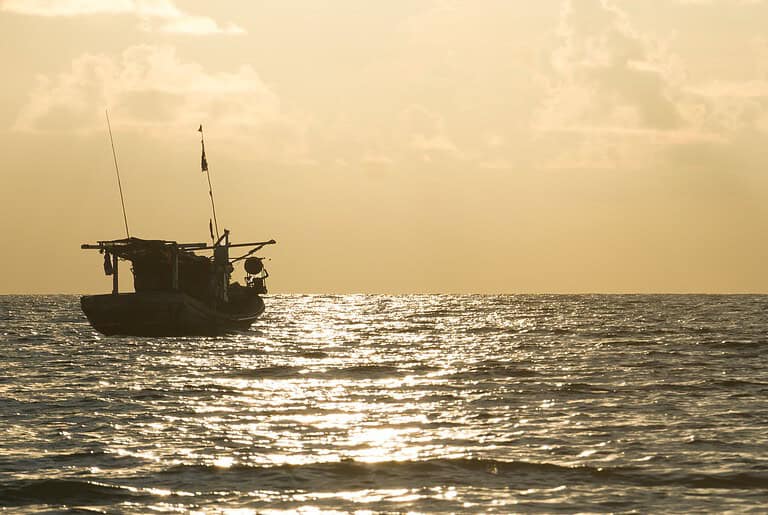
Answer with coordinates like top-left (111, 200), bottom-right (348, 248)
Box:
top-left (555, 382), bottom-right (615, 394)
top-left (156, 458), bottom-right (768, 492)
top-left (0, 450), bottom-right (153, 475)
top-left (334, 365), bottom-right (402, 379)
top-left (1, 458), bottom-right (766, 507)
top-left (706, 378), bottom-right (768, 389)
top-left (297, 351), bottom-right (329, 359)
top-left (223, 363), bottom-right (635, 383)
top-left (230, 365), bottom-right (305, 379)
top-left (449, 364), bottom-right (539, 380)
top-left (0, 479), bottom-right (141, 506)
top-left (230, 364), bottom-right (404, 380)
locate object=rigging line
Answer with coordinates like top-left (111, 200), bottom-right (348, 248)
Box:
top-left (200, 127), bottom-right (220, 240)
top-left (206, 169), bottom-right (220, 241)
top-left (105, 109), bottom-right (130, 239)
top-left (231, 244), bottom-right (269, 262)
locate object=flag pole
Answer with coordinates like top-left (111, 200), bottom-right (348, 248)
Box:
top-left (199, 125), bottom-right (220, 241)
top-left (106, 109), bottom-right (130, 239)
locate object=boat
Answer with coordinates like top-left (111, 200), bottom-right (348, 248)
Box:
top-left (80, 232), bottom-right (275, 336)
top-left (80, 121), bottom-right (275, 336)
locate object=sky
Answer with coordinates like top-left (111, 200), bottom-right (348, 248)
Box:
top-left (2, 0), bottom-right (768, 294)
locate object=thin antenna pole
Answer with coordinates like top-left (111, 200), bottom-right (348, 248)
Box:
top-left (200, 126), bottom-right (220, 240)
top-left (105, 109), bottom-right (130, 238)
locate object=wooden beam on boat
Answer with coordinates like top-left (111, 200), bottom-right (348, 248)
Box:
top-left (81, 241), bottom-right (208, 250)
top-left (192, 239), bottom-right (277, 251)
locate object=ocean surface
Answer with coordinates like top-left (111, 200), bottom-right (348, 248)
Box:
top-left (1, 294), bottom-right (767, 513)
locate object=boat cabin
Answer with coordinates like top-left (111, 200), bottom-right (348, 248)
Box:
top-left (81, 231), bottom-right (275, 306)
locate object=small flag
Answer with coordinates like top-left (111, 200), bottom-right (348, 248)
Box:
top-left (209, 219), bottom-right (214, 240)
top-left (199, 124), bottom-right (208, 172)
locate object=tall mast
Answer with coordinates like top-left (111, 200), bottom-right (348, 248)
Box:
top-left (106, 110), bottom-right (130, 238)
top-left (199, 125), bottom-right (220, 241)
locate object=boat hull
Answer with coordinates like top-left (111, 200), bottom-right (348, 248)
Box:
top-left (80, 291), bottom-right (264, 336)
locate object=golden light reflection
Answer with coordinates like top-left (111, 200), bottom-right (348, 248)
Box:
top-left (281, 412), bottom-right (365, 429)
top-left (345, 427), bottom-right (422, 463)
top-left (213, 456), bottom-right (235, 468)
top-left (112, 447), bottom-right (162, 462)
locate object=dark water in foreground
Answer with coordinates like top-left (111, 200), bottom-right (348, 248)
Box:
top-left (1, 294), bottom-right (767, 513)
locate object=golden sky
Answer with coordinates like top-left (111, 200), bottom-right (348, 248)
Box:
top-left (2, 0), bottom-right (768, 293)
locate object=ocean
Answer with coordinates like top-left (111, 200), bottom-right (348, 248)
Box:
top-left (1, 294), bottom-right (767, 513)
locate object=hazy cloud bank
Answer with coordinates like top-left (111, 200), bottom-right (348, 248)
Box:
top-left (8, 0), bottom-right (768, 171)
top-left (12, 45), bottom-right (310, 162)
top-left (0, 0), bottom-right (245, 34)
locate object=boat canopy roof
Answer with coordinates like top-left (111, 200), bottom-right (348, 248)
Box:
top-left (81, 237), bottom-right (276, 263)
top-left (81, 237), bottom-right (208, 262)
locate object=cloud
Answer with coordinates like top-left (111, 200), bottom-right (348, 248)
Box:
top-left (687, 80), bottom-right (768, 134)
top-left (1, 0), bottom-right (135, 16)
top-left (157, 15), bottom-right (245, 35)
top-left (399, 105), bottom-right (463, 163)
top-left (13, 45), bottom-right (306, 157)
top-left (539, 0), bottom-right (684, 132)
top-left (531, 0), bottom-right (739, 169)
top-left (692, 80), bottom-right (768, 99)
top-left (540, 0), bottom-right (768, 139)
top-left (0, 0), bottom-right (245, 35)
top-left (675, 0), bottom-right (764, 4)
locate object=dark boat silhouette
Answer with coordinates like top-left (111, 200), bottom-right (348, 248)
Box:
top-left (81, 231), bottom-right (275, 336)
top-left (81, 122), bottom-right (275, 336)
